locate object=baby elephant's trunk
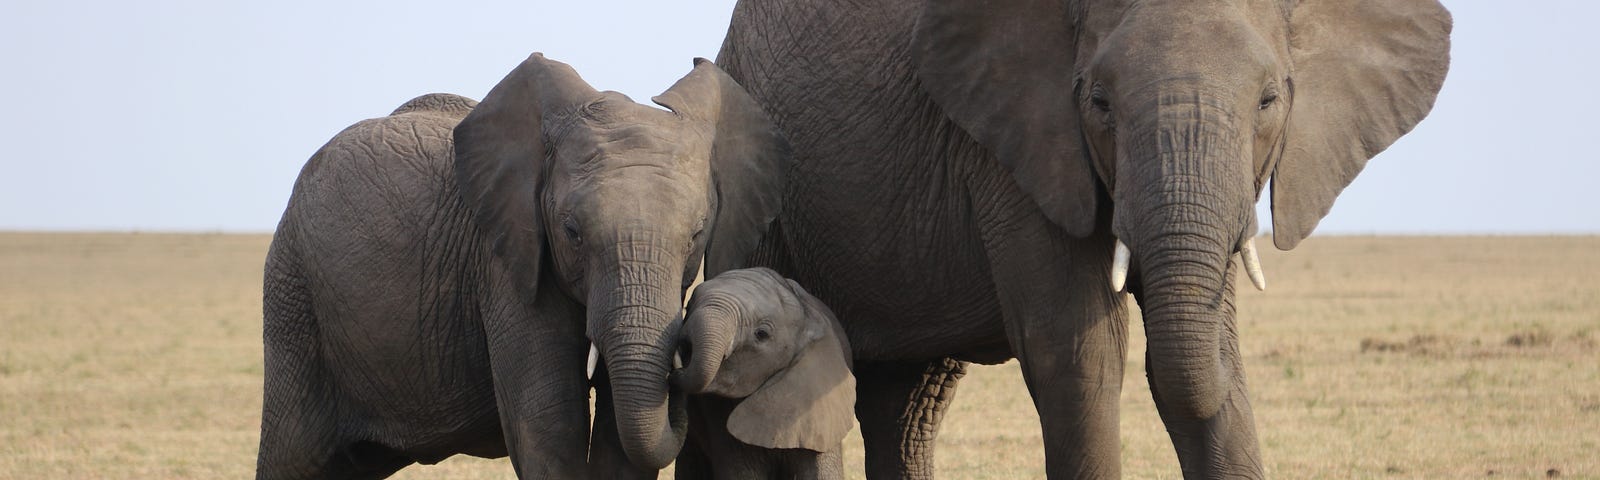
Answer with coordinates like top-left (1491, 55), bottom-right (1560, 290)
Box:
top-left (678, 292), bottom-right (739, 394)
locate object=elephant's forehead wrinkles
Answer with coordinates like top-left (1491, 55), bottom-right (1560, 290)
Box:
top-left (557, 93), bottom-right (709, 174)
top-left (566, 121), bottom-right (699, 168)
top-left (594, 126), bottom-right (678, 156)
top-left (592, 157), bottom-right (685, 179)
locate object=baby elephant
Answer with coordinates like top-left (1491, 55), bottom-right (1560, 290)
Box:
top-left (673, 268), bottom-right (855, 480)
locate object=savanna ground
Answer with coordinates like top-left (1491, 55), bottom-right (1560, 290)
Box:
top-left (0, 233), bottom-right (1595, 479)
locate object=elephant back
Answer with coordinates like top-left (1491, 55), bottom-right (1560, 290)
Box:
top-left (391, 93), bottom-right (479, 119)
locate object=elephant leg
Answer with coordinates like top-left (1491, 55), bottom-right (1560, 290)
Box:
top-left (258, 261), bottom-right (417, 479)
top-left (588, 366), bottom-right (661, 479)
top-left (257, 260), bottom-right (347, 480)
top-left (481, 275), bottom-right (592, 478)
top-left (810, 448), bottom-right (846, 480)
top-left (669, 398), bottom-right (713, 480)
top-left (782, 447), bottom-right (844, 480)
top-left (669, 434), bottom-right (711, 480)
top-left (983, 210), bottom-right (1130, 478)
top-left (853, 357), bottom-right (967, 480)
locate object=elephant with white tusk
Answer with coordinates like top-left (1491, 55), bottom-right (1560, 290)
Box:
top-left (717, 0), bottom-right (1451, 477)
top-left (256, 54), bottom-right (790, 479)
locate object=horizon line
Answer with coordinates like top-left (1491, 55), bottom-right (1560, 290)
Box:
top-left (3, 229), bottom-right (1597, 237)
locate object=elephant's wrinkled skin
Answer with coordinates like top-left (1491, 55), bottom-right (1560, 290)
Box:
top-left (256, 54), bottom-right (788, 479)
top-left (673, 268), bottom-right (855, 480)
top-left (717, 0), bottom-right (1450, 477)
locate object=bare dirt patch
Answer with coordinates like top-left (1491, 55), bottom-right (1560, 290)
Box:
top-left (1504, 330), bottom-right (1554, 348)
top-left (1360, 334), bottom-right (1454, 355)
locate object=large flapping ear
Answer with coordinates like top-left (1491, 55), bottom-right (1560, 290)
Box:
top-left (653, 59), bottom-right (792, 278)
top-left (1272, 0), bottom-right (1451, 249)
top-left (726, 307), bottom-right (856, 452)
top-left (454, 53), bottom-right (599, 290)
top-left (913, 0), bottom-right (1097, 237)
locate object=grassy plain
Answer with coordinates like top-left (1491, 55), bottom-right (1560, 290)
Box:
top-left (0, 233), bottom-right (1595, 478)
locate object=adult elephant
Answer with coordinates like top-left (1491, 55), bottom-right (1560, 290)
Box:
top-left (715, 0), bottom-right (1450, 477)
top-left (256, 55), bottom-right (788, 478)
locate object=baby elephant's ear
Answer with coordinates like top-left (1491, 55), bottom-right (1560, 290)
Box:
top-left (726, 324), bottom-right (855, 452)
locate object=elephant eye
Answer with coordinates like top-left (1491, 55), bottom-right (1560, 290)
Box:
top-left (689, 218), bottom-right (706, 247)
top-left (1090, 88), bottom-right (1111, 113)
top-left (561, 216), bottom-right (582, 245)
top-left (754, 328), bottom-right (770, 342)
top-left (1258, 93), bottom-right (1278, 111)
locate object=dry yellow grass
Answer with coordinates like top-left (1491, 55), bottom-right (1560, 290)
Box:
top-left (1, 233), bottom-right (1595, 478)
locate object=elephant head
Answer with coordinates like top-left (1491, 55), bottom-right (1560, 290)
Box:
top-left (914, 0), bottom-right (1449, 473)
top-left (677, 268), bottom-right (856, 452)
top-left (452, 54), bottom-right (789, 469)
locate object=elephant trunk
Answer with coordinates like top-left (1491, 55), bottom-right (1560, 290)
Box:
top-left (1116, 98), bottom-right (1254, 421)
top-left (589, 243), bottom-right (689, 470)
top-left (677, 291), bottom-right (740, 394)
top-left (1130, 205), bottom-right (1262, 477)
top-left (1137, 227), bottom-right (1233, 420)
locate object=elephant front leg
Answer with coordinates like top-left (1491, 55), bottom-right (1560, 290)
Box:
top-left (854, 357), bottom-right (967, 480)
top-left (1013, 313), bottom-right (1128, 479)
top-left (984, 214), bottom-right (1131, 478)
top-left (482, 281), bottom-right (593, 478)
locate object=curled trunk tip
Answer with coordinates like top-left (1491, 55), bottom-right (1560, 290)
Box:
top-left (679, 296), bottom-right (738, 394)
top-left (589, 263), bottom-right (690, 469)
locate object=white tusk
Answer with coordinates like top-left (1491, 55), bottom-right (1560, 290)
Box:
top-left (673, 350), bottom-right (684, 370)
top-left (586, 343), bottom-right (599, 380)
top-left (1240, 237), bottom-right (1266, 291)
top-left (1110, 239), bottom-right (1130, 292)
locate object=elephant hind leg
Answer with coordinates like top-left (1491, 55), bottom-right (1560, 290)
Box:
top-left (257, 250), bottom-right (386, 479)
top-left (853, 357), bottom-right (967, 480)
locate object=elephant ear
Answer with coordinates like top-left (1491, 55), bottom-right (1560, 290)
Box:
top-left (653, 58), bottom-right (792, 277)
top-left (913, 0), bottom-right (1097, 237)
top-left (454, 53), bottom-right (598, 289)
top-left (726, 309), bottom-right (855, 452)
top-left (785, 277), bottom-right (852, 370)
top-left (1272, 0), bottom-right (1451, 249)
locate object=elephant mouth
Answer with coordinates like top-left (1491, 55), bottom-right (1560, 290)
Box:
top-left (1108, 234), bottom-right (1266, 294)
top-left (586, 341), bottom-right (687, 385)
top-left (586, 341), bottom-right (687, 380)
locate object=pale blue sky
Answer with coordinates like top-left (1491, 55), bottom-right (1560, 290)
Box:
top-left (0, 1), bottom-right (1594, 234)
